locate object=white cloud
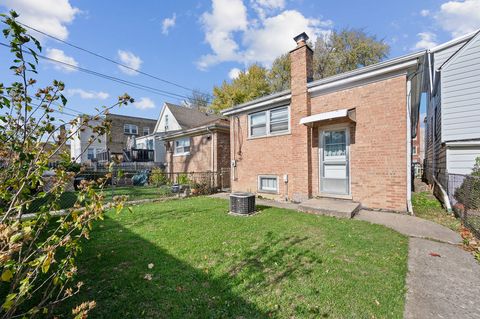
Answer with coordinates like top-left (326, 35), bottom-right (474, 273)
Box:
top-left (67, 88), bottom-right (109, 100)
top-left (420, 9), bottom-right (430, 17)
top-left (251, 0), bottom-right (285, 19)
top-left (3, 0), bottom-right (80, 41)
top-left (197, 0), bottom-right (248, 70)
top-left (228, 67), bottom-right (241, 79)
top-left (162, 13), bottom-right (176, 35)
top-left (117, 50), bottom-right (142, 75)
top-left (45, 48), bottom-right (78, 72)
top-left (133, 97), bottom-right (155, 110)
top-left (197, 0), bottom-right (332, 70)
top-left (413, 32), bottom-right (438, 50)
top-left (436, 0), bottom-right (480, 37)
top-left (243, 10), bottom-right (332, 66)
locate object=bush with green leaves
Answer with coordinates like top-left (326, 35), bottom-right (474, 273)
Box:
top-left (0, 11), bottom-right (132, 318)
top-left (454, 157), bottom-right (480, 211)
top-left (149, 168), bottom-right (170, 187)
top-left (177, 173), bottom-right (191, 186)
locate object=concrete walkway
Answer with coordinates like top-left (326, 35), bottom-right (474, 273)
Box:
top-left (209, 193), bottom-right (480, 318)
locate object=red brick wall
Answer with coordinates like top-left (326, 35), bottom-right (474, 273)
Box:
top-left (166, 129), bottom-right (230, 173)
top-left (310, 75), bottom-right (408, 211)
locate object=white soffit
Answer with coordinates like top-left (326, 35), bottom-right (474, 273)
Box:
top-left (300, 109), bottom-right (355, 125)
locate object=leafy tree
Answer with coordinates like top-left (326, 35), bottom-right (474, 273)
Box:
top-left (184, 90), bottom-right (210, 112)
top-left (268, 53), bottom-right (290, 92)
top-left (210, 64), bottom-right (271, 112)
top-left (0, 11), bottom-right (131, 318)
top-left (313, 28), bottom-right (389, 80)
top-left (267, 28), bottom-right (390, 92)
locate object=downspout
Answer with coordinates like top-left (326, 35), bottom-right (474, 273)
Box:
top-left (406, 78), bottom-right (413, 214)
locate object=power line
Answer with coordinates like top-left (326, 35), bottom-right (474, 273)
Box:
top-left (18, 21), bottom-right (213, 98)
top-left (0, 42), bottom-right (190, 102)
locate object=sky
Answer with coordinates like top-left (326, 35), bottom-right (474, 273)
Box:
top-left (1, 0), bottom-right (480, 123)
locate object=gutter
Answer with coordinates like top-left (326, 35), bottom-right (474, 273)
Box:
top-left (433, 175), bottom-right (453, 212)
top-left (222, 91), bottom-right (291, 116)
top-left (162, 124), bottom-right (229, 140)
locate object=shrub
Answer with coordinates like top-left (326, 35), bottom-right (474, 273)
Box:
top-left (149, 168), bottom-right (170, 186)
top-left (0, 12), bottom-right (131, 318)
top-left (455, 157), bottom-right (480, 211)
top-left (177, 173), bottom-right (191, 186)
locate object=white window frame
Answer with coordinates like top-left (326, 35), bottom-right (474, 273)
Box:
top-left (248, 105), bottom-right (290, 138)
top-left (124, 124), bottom-right (138, 135)
top-left (174, 137), bottom-right (190, 156)
top-left (257, 175), bottom-right (279, 194)
top-left (87, 148), bottom-right (96, 160)
top-left (143, 127), bottom-right (150, 136)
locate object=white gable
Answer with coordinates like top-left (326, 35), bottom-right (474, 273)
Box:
top-left (154, 104), bottom-right (182, 133)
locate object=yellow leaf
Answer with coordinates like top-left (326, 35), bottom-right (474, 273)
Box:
top-left (1, 269), bottom-right (13, 282)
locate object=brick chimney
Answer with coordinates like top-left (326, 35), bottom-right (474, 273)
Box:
top-left (289, 32), bottom-right (313, 202)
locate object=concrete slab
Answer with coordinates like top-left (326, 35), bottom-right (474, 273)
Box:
top-left (298, 197), bottom-right (360, 218)
top-left (356, 210), bottom-right (462, 244)
top-left (404, 238), bottom-right (480, 319)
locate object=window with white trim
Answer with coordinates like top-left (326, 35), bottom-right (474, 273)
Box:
top-left (174, 137), bottom-right (190, 155)
top-left (258, 176), bottom-right (278, 193)
top-left (248, 105), bottom-right (289, 138)
top-left (87, 148), bottom-right (96, 160)
top-left (124, 124), bottom-right (138, 134)
top-left (143, 127), bottom-right (150, 135)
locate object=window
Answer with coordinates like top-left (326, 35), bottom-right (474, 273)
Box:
top-left (124, 124), bottom-right (138, 135)
top-left (164, 114), bottom-right (169, 131)
top-left (413, 146), bottom-right (417, 155)
top-left (143, 127), bottom-right (150, 136)
top-left (258, 176), bottom-right (278, 193)
top-left (87, 148), bottom-right (95, 160)
top-left (248, 106), bottom-right (289, 138)
top-left (174, 137), bottom-right (190, 155)
top-left (147, 139), bottom-right (154, 150)
top-left (323, 130), bottom-right (347, 159)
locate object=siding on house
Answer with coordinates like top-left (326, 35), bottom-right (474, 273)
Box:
top-left (433, 41), bottom-right (466, 71)
top-left (447, 146), bottom-right (480, 175)
top-left (441, 34), bottom-right (480, 142)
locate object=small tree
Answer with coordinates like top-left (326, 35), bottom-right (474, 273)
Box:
top-left (455, 157), bottom-right (480, 211)
top-left (0, 11), bottom-right (131, 318)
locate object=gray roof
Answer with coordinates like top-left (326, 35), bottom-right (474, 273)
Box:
top-left (166, 102), bottom-right (223, 129)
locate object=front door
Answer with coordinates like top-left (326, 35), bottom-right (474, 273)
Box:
top-left (320, 128), bottom-right (350, 195)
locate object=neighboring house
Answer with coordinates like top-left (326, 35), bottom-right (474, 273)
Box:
top-left (70, 113), bottom-right (156, 164)
top-left (163, 117), bottom-right (230, 173)
top-left (222, 32), bottom-right (425, 212)
top-left (424, 30), bottom-right (480, 204)
top-left (136, 102), bottom-right (225, 166)
top-left (412, 118), bottom-right (423, 177)
top-left (70, 116), bottom-right (106, 164)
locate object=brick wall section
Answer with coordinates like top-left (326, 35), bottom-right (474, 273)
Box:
top-left (289, 43), bottom-right (313, 202)
top-left (166, 129), bottom-right (230, 173)
top-left (106, 114), bottom-right (157, 154)
top-left (310, 75), bottom-right (408, 211)
top-left (215, 131), bottom-right (231, 171)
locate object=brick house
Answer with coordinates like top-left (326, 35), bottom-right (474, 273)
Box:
top-left (222, 32), bottom-right (425, 212)
top-left (163, 117), bottom-right (230, 174)
top-left (70, 113), bottom-right (156, 164)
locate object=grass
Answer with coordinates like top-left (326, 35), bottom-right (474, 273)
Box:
top-left (412, 192), bottom-right (461, 231)
top-left (27, 185), bottom-right (173, 213)
top-left (56, 197), bottom-right (409, 318)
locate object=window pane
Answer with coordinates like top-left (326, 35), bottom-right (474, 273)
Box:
top-left (131, 126), bottom-right (138, 134)
top-left (251, 125), bottom-right (266, 136)
top-left (270, 121), bottom-right (288, 133)
top-left (324, 130), bottom-right (346, 158)
top-left (270, 107), bottom-right (288, 121)
top-left (260, 177), bottom-right (277, 191)
top-left (250, 112), bottom-right (266, 125)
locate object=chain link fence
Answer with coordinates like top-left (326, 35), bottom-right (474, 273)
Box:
top-left (24, 167), bottom-right (231, 214)
top-left (448, 173), bottom-right (480, 238)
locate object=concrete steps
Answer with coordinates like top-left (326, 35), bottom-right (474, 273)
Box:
top-left (298, 197), bottom-right (361, 218)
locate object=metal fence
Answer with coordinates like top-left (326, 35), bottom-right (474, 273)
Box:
top-left (448, 173), bottom-right (480, 238)
top-left (23, 167), bottom-right (231, 214)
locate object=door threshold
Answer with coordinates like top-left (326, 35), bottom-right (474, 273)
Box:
top-left (318, 193), bottom-right (353, 200)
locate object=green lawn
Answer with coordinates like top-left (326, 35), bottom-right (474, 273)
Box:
top-left (412, 192), bottom-right (461, 231)
top-left (57, 197), bottom-right (409, 318)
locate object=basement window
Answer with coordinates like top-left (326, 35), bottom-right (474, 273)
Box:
top-left (248, 105), bottom-right (290, 138)
top-left (258, 175), bottom-right (278, 193)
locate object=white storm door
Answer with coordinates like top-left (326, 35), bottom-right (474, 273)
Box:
top-left (320, 128), bottom-right (350, 195)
